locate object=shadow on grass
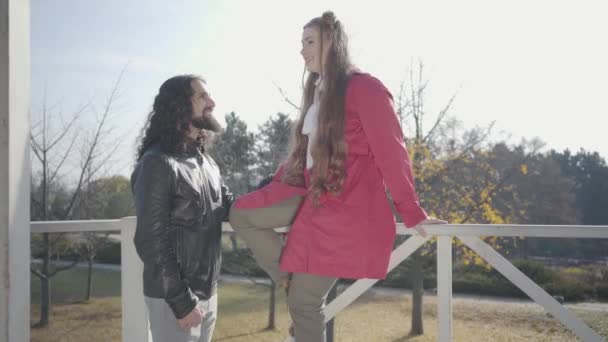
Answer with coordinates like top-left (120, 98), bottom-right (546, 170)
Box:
top-left (392, 332), bottom-right (425, 341)
top-left (215, 328), bottom-right (274, 341)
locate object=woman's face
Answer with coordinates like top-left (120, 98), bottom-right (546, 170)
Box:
top-left (300, 27), bottom-right (330, 74)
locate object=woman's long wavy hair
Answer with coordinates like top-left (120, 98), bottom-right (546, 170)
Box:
top-left (282, 11), bottom-right (355, 203)
top-left (136, 74), bottom-right (206, 161)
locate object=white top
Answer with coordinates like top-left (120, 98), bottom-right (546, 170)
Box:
top-left (302, 77), bottom-right (324, 169)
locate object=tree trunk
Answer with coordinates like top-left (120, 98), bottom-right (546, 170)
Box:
top-left (267, 280), bottom-right (276, 330)
top-left (85, 257), bottom-right (94, 301)
top-left (39, 233), bottom-right (50, 327)
top-left (40, 276), bottom-right (50, 327)
top-left (230, 233), bottom-right (238, 251)
top-left (410, 252), bottom-right (424, 335)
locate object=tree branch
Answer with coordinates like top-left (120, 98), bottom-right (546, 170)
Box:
top-left (458, 149), bottom-right (537, 224)
top-left (48, 131), bottom-right (79, 186)
top-left (47, 102), bottom-right (88, 151)
top-left (423, 92), bottom-right (458, 144)
top-left (62, 67), bottom-right (126, 219)
top-left (425, 122), bottom-right (496, 188)
top-left (272, 81), bottom-right (300, 111)
top-left (30, 134), bottom-right (44, 163)
top-left (49, 259), bottom-right (80, 277)
top-left (30, 265), bottom-right (46, 280)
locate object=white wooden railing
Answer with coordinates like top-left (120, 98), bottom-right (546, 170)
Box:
top-left (31, 220), bottom-right (608, 342)
top-left (319, 224), bottom-right (608, 342)
top-left (31, 217), bottom-right (147, 342)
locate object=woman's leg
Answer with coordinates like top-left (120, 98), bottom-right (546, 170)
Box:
top-left (287, 273), bottom-right (337, 342)
top-left (229, 195), bottom-right (303, 285)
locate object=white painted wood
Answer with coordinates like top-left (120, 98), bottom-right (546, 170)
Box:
top-left (437, 236), bottom-right (453, 342)
top-left (1, 0), bottom-right (31, 340)
top-left (324, 235), bottom-right (429, 322)
top-left (45, 221), bottom-right (608, 238)
top-left (120, 217), bottom-right (151, 342)
top-left (459, 235), bottom-right (604, 342)
top-left (29, 219), bottom-right (608, 341)
top-left (31, 219), bottom-right (123, 233)
top-left (35, 220), bottom-right (261, 234)
top-left (222, 222), bottom-right (289, 234)
top-left (396, 224), bottom-right (608, 238)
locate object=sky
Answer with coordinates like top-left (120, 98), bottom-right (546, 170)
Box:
top-left (30, 0), bottom-right (608, 180)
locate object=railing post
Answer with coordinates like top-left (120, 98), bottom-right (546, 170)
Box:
top-left (437, 235), bottom-right (453, 342)
top-left (120, 217), bottom-right (150, 341)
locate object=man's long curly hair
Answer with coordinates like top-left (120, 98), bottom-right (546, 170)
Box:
top-left (282, 11), bottom-right (355, 203)
top-left (136, 74), bottom-right (206, 161)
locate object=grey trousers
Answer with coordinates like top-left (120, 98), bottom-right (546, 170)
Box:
top-left (230, 195), bottom-right (337, 342)
top-left (144, 294), bottom-right (217, 342)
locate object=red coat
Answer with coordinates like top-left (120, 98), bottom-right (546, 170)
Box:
top-left (234, 72), bottom-right (427, 279)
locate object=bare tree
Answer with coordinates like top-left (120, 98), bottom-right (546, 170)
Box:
top-left (397, 62), bottom-right (542, 336)
top-left (30, 67), bottom-right (128, 326)
top-left (30, 89), bottom-right (87, 327)
top-left (396, 61), bottom-right (477, 335)
top-left (395, 61), bottom-right (448, 335)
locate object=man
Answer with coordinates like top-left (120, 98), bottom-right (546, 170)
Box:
top-left (131, 75), bottom-right (233, 342)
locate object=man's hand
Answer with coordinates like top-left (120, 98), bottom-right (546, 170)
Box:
top-left (177, 304), bottom-right (204, 330)
top-left (256, 174), bottom-right (274, 190)
top-left (413, 217), bottom-right (448, 238)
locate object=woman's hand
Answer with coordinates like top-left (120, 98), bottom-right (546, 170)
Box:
top-left (413, 217), bottom-right (448, 238)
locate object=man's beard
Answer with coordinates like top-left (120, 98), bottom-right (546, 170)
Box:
top-left (185, 114), bottom-right (221, 153)
top-left (191, 112), bottom-right (222, 133)
top-left (184, 130), bottom-right (211, 154)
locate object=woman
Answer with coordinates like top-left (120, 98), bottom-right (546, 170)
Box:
top-left (230, 11), bottom-right (446, 341)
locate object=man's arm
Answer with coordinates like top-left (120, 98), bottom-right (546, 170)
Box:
top-left (132, 155), bottom-right (198, 319)
top-left (221, 182), bottom-right (235, 222)
top-left (256, 174), bottom-right (274, 190)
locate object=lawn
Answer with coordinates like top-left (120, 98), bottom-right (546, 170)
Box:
top-left (31, 266), bottom-right (121, 304)
top-left (29, 268), bottom-right (608, 341)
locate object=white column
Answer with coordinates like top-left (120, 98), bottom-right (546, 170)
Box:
top-left (120, 217), bottom-right (150, 341)
top-left (437, 236), bottom-right (453, 342)
top-left (0, 0), bottom-right (31, 341)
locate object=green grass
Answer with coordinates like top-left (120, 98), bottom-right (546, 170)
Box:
top-left (31, 297), bottom-right (121, 342)
top-left (30, 268), bottom-right (608, 341)
top-left (31, 266), bottom-right (121, 304)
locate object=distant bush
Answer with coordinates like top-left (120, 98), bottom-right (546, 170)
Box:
top-left (451, 260), bottom-right (606, 302)
top-left (544, 279), bottom-right (595, 302)
top-left (453, 272), bottom-right (503, 296)
top-left (596, 282), bottom-right (608, 301)
top-left (96, 240), bottom-right (121, 265)
top-left (108, 240), bottom-right (608, 303)
top-left (512, 260), bottom-right (561, 284)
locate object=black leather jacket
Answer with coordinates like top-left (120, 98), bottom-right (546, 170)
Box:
top-left (131, 144), bottom-right (233, 319)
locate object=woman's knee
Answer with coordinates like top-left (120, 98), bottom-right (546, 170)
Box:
top-left (287, 287), bottom-right (324, 315)
top-left (228, 206), bottom-right (252, 231)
